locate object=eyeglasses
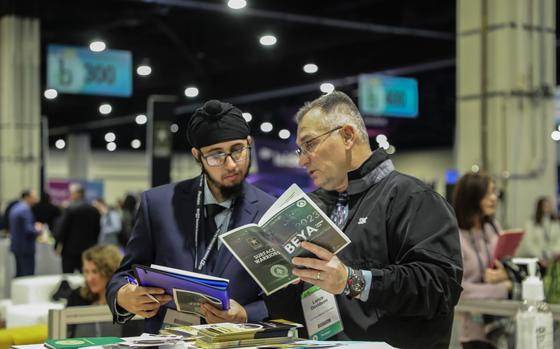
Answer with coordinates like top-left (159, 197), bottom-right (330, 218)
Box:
top-left (201, 146), bottom-right (251, 167)
top-left (295, 126), bottom-right (342, 157)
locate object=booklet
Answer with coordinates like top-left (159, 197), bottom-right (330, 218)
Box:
top-left (492, 228), bottom-right (525, 264)
top-left (132, 264), bottom-right (230, 311)
top-left (220, 184), bottom-right (351, 295)
top-left (44, 337), bottom-right (124, 349)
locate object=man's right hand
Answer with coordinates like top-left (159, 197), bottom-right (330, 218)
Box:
top-left (116, 284), bottom-right (172, 318)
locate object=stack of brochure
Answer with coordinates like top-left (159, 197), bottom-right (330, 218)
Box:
top-left (193, 320), bottom-right (302, 349)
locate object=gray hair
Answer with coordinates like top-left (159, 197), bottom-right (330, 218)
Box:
top-left (295, 91), bottom-right (369, 144)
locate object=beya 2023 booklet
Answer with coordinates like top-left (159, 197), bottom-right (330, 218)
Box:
top-left (219, 184), bottom-right (351, 295)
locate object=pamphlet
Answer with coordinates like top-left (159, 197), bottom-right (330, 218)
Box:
top-left (492, 229), bottom-right (525, 264)
top-left (132, 264), bottom-right (230, 311)
top-left (220, 184), bottom-right (350, 295)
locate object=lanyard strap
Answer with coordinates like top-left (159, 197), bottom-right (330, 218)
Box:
top-left (193, 174), bottom-right (233, 271)
top-left (193, 175), bottom-right (204, 270)
top-left (468, 226), bottom-right (492, 281)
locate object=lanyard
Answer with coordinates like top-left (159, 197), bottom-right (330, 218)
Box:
top-left (193, 175), bottom-right (233, 271)
top-left (468, 226), bottom-right (492, 281)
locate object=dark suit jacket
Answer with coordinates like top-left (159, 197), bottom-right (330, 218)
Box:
top-left (55, 200), bottom-right (101, 257)
top-left (9, 202), bottom-right (38, 255)
top-left (106, 177), bottom-right (275, 333)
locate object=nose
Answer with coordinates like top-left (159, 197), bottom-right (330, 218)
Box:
top-left (298, 153), bottom-right (309, 167)
top-left (224, 155), bottom-right (237, 169)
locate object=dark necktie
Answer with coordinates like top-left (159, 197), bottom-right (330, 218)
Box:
top-left (205, 204), bottom-right (225, 247)
top-left (330, 192), bottom-right (349, 229)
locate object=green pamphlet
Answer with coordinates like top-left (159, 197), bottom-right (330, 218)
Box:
top-left (44, 337), bottom-right (124, 349)
top-left (220, 184), bottom-right (350, 295)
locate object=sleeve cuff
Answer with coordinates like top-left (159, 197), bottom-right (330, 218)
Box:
top-left (359, 270), bottom-right (373, 302)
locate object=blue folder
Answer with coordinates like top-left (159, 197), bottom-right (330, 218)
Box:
top-left (132, 264), bottom-right (230, 310)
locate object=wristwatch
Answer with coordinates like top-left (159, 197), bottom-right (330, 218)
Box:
top-left (344, 268), bottom-right (366, 298)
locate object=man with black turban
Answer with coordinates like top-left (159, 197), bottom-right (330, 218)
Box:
top-left (107, 100), bottom-right (275, 333)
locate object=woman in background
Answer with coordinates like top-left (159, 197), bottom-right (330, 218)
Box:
top-left (517, 196), bottom-right (560, 263)
top-left (454, 172), bottom-right (512, 349)
top-left (67, 244), bottom-right (127, 337)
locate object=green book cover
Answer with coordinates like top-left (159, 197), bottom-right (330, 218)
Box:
top-left (44, 337), bottom-right (124, 349)
top-left (220, 184), bottom-right (350, 295)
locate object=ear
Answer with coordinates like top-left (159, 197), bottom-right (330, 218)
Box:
top-left (246, 136), bottom-right (252, 146)
top-left (340, 125), bottom-right (356, 150)
top-left (191, 147), bottom-right (200, 162)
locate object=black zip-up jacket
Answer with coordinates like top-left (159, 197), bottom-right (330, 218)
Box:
top-left (266, 150), bottom-right (463, 349)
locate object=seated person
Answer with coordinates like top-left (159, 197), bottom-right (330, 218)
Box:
top-left (67, 244), bottom-right (141, 337)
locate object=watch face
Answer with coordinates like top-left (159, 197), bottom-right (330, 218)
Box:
top-left (351, 272), bottom-right (365, 292)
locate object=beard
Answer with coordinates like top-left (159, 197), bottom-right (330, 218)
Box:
top-left (201, 155), bottom-right (252, 201)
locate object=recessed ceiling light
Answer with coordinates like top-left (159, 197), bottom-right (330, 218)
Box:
top-left (55, 139), bottom-right (65, 149)
top-left (184, 87), bottom-right (199, 98)
top-left (259, 35), bottom-right (277, 46)
top-left (99, 103), bottom-right (112, 115)
top-left (303, 63), bottom-right (318, 74)
top-left (136, 65), bottom-right (152, 76)
top-left (135, 114), bottom-right (147, 125)
top-left (319, 83), bottom-right (334, 94)
top-left (551, 130), bottom-right (560, 141)
top-left (278, 129), bottom-right (290, 139)
top-left (89, 40), bottom-right (106, 52)
top-left (44, 89), bottom-right (58, 99)
top-left (242, 112), bottom-right (252, 122)
top-left (227, 0), bottom-right (247, 10)
top-left (260, 122), bottom-right (273, 133)
top-left (170, 123), bottom-right (179, 133)
top-left (106, 142), bottom-right (117, 152)
top-left (104, 132), bottom-right (116, 142)
top-left (131, 139), bottom-right (142, 149)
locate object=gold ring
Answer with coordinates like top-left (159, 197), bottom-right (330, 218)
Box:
top-left (316, 272), bottom-right (321, 280)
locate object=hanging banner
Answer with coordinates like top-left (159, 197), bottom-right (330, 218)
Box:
top-left (359, 74), bottom-right (418, 118)
top-left (47, 44), bottom-right (132, 97)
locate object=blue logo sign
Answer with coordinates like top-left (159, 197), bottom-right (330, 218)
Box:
top-left (359, 74), bottom-right (418, 118)
top-left (47, 45), bottom-right (132, 97)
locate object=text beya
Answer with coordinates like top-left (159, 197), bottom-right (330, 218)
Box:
top-left (283, 226), bottom-right (319, 254)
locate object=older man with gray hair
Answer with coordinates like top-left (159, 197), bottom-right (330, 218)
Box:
top-left (267, 91), bottom-right (463, 349)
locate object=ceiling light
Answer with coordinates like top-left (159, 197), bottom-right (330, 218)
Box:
top-left (184, 87), bottom-right (199, 98)
top-left (227, 0), bottom-right (247, 10)
top-left (242, 112), bottom-right (252, 122)
top-left (135, 114), bottom-right (147, 125)
top-left (319, 82), bottom-right (334, 94)
top-left (55, 139), bottom-right (65, 150)
top-left (104, 132), bottom-right (116, 142)
top-left (136, 65), bottom-right (152, 76)
top-left (375, 134), bottom-right (387, 143)
top-left (259, 35), bottom-right (277, 46)
top-left (260, 122), bottom-right (273, 133)
top-left (89, 40), bottom-right (106, 52)
top-left (278, 129), bottom-right (290, 139)
top-left (131, 139), bottom-right (142, 149)
top-left (170, 123), bottom-right (179, 133)
top-left (99, 103), bottom-right (112, 115)
top-left (44, 89), bottom-right (58, 100)
top-left (106, 142), bottom-right (117, 152)
top-left (552, 130), bottom-right (560, 141)
top-left (471, 164), bottom-right (480, 173)
top-left (303, 63), bottom-right (318, 74)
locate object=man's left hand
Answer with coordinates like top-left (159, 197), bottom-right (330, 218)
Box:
top-left (201, 299), bottom-right (248, 323)
top-left (291, 241), bottom-right (348, 295)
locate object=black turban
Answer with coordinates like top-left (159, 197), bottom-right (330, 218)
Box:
top-left (187, 99), bottom-right (250, 149)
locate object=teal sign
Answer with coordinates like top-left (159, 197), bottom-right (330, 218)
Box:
top-left (47, 45), bottom-right (132, 97)
top-left (359, 74), bottom-right (418, 118)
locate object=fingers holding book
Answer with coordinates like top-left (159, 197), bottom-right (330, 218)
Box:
top-left (117, 283), bottom-right (173, 318)
top-left (201, 298), bottom-right (248, 324)
top-left (291, 241), bottom-right (348, 295)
